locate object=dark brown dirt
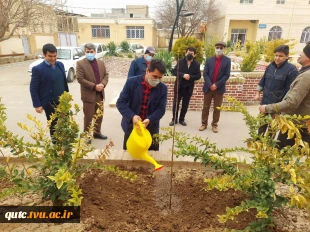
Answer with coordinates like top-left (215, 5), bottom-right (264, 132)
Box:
top-left (79, 166), bottom-right (257, 231)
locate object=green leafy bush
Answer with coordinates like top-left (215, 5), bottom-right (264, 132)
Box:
top-left (172, 36), bottom-right (204, 64)
top-left (204, 36), bottom-right (218, 59)
top-left (154, 49), bottom-right (173, 76)
top-left (240, 41), bottom-right (264, 72)
top-left (263, 39), bottom-right (296, 62)
top-left (0, 94), bottom-right (112, 206)
top-left (233, 40), bottom-right (243, 57)
top-left (119, 40), bottom-right (131, 53)
top-left (127, 53), bottom-right (133, 58)
top-left (158, 96), bottom-right (310, 231)
top-left (107, 41), bottom-right (117, 56)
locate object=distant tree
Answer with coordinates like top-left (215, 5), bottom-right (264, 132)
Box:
top-left (155, 0), bottom-right (220, 38)
top-left (0, 0), bottom-right (66, 42)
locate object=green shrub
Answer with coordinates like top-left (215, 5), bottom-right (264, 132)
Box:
top-left (234, 40), bottom-right (243, 57)
top-left (245, 40), bottom-right (254, 53)
top-left (0, 94), bottom-right (113, 206)
top-left (172, 36), bottom-right (204, 64)
top-left (263, 39), bottom-right (296, 62)
top-left (158, 96), bottom-right (310, 231)
top-left (240, 41), bottom-right (264, 72)
top-left (204, 36), bottom-right (218, 59)
top-left (119, 40), bottom-right (131, 53)
top-left (127, 53), bottom-right (133, 58)
top-left (154, 49), bottom-right (173, 76)
top-left (107, 41), bottom-right (117, 56)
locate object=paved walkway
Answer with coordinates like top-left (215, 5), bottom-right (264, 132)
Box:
top-left (0, 61), bottom-right (258, 167)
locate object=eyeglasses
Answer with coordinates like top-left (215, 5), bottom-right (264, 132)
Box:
top-left (216, 47), bottom-right (224, 50)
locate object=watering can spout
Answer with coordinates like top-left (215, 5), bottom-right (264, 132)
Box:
top-left (126, 121), bottom-right (164, 171)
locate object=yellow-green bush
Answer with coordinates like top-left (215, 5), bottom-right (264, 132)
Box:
top-left (172, 36), bottom-right (204, 64)
top-left (240, 41), bottom-right (264, 72)
top-left (263, 39), bottom-right (296, 62)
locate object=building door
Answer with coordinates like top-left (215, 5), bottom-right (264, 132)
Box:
top-left (22, 37), bottom-right (30, 54)
top-left (231, 29), bottom-right (247, 45)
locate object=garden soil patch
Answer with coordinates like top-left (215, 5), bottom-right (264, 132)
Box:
top-left (0, 165), bottom-right (309, 231)
top-left (79, 166), bottom-right (257, 231)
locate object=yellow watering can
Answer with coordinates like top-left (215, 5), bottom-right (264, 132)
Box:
top-left (126, 121), bottom-right (164, 171)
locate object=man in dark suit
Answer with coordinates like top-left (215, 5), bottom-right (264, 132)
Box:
top-left (200, 41), bottom-right (231, 133)
top-left (169, 46), bottom-right (201, 126)
top-left (77, 43), bottom-right (109, 143)
top-left (116, 59), bottom-right (167, 151)
top-left (30, 43), bottom-right (69, 139)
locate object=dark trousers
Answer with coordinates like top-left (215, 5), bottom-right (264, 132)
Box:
top-left (172, 86), bottom-right (191, 122)
top-left (83, 93), bottom-right (104, 134)
top-left (277, 128), bottom-right (310, 149)
top-left (258, 114), bottom-right (272, 136)
top-left (44, 101), bottom-right (59, 139)
top-left (201, 90), bottom-right (224, 127)
top-left (123, 130), bottom-right (159, 151)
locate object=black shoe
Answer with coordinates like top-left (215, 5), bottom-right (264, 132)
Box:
top-left (169, 120), bottom-right (178, 126)
top-left (93, 133), bottom-right (108, 140)
top-left (179, 121), bottom-right (187, 126)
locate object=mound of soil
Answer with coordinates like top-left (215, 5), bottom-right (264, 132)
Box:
top-left (79, 166), bottom-right (257, 231)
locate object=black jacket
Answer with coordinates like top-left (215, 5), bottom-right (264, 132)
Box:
top-left (258, 60), bottom-right (298, 105)
top-left (172, 58), bottom-right (201, 95)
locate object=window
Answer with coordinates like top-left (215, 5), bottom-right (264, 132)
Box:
top-left (276, 0), bottom-right (285, 3)
top-left (268, 26), bottom-right (282, 41)
top-left (300, 27), bottom-right (310, 43)
top-left (72, 49), bottom-right (79, 59)
top-left (92, 26), bottom-right (110, 38)
top-left (101, 44), bottom-right (107, 51)
top-left (240, 0), bottom-right (253, 3)
top-left (231, 29), bottom-right (247, 45)
top-left (126, 26), bottom-right (144, 39)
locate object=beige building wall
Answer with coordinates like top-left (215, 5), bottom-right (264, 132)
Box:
top-left (206, 17), bottom-right (226, 41)
top-left (207, 0), bottom-right (310, 52)
top-left (0, 37), bottom-right (24, 54)
top-left (78, 18), bottom-right (157, 47)
top-left (126, 5), bottom-right (148, 16)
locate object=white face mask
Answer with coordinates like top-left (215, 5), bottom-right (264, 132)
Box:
top-left (145, 55), bottom-right (152, 62)
top-left (215, 49), bottom-right (223, 56)
top-left (147, 74), bottom-right (160, 87)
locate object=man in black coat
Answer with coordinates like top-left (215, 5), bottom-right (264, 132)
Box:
top-left (169, 46), bottom-right (201, 126)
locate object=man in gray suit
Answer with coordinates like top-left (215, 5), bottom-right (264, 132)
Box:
top-left (199, 41), bottom-right (231, 133)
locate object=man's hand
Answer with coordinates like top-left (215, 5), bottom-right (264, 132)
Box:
top-left (183, 74), bottom-right (190, 80)
top-left (142, 119), bottom-right (150, 128)
top-left (95, 84), bottom-right (104, 92)
top-left (210, 84), bottom-right (217, 91)
top-left (132, 115), bottom-right (142, 126)
top-left (35, 107), bottom-right (43, 114)
top-left (254, 92), bottom-right (261, 101)
top-left (259, 105), bottom-right (267, 114)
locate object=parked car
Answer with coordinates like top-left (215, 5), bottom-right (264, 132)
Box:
top-left (80, 43), bottom-right (108, 59)
top-left (28, 46), bottom-right (85, 83)
top-left (116, 43), bottom-right (145, 54)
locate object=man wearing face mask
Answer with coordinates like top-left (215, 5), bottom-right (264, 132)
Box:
top-left (127, 46), bottom-right (155, 78)
top-left (77, 43), bottom-right (109, 144)
top-left (117, 59), bottom-right (167, 151)
top-left (169, 46), bottom-right (201, 126)
top-left (200, 41), bottom-right (231, 133)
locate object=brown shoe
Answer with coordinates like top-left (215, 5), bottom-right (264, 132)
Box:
top-left (199, 125), bottom-right (207, 131)
top-left (212, 126), bottom-right (218, 133)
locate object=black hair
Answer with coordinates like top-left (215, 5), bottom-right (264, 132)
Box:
top-left (147, 59), bottom-right (166, 74)
top-left (42, 43), bottom-right (57, 55)
top-left (186, 46), bottom-right (196, 54)
top-left (274, 45), bottom-right (289, 56)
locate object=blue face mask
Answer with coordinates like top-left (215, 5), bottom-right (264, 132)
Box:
top-left (86, 53), bottom-right (95, 61)
top-left (145, 55), bottom-right (152, 62)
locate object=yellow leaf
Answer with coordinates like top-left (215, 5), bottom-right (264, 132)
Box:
top-left (26, 169), bottom-right (32, 175)
top-left (287, 130), bottom-right (295, 139)
top-left (280, 124), bottom-right (288, 134)
top-left (289, 169), bottom-right (297, 184)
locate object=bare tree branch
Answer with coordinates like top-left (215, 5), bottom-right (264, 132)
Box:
top-left (0, 0), bottom-right (66, 42)
top-left (156, 0), bottom-right (220, 37)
